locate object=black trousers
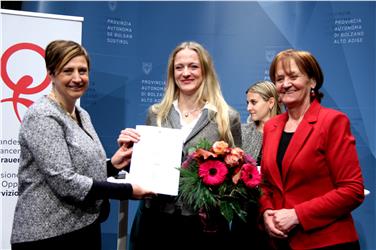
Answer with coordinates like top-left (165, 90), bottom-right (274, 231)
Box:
top-left (129, 204), bottom-right (230, 250)
top-left (231, 202), bottom-right (274, 250)
top-left (272, 238), bottom-right (360, 250)
top-left (12, 221), bottom-right (101, 250)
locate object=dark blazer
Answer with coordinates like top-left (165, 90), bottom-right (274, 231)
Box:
top-left (144, 104), bottom-right (242, 215)
top-left (259, 100), bottom-right (364, 249)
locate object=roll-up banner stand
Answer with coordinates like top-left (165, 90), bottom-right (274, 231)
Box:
top-left (1, 9), bottom-right (83, 250)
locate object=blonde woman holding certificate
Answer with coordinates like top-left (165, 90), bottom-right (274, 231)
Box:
top-left (118, 41), bottom-right (241, 250)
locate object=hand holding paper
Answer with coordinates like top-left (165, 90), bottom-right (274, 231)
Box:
top-left (126, 125), bottom-right (184, 196)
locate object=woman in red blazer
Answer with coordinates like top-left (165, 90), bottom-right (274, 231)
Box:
top-left (260, 49), bottom-right (364, 250)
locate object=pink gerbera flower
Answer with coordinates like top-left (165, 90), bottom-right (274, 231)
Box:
top-left (240, 163), bottom-right (261, 188)
top-left (198, 160), bottom-right (228, 186)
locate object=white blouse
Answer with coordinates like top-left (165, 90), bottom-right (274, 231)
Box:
top-left (172, 100), bottom-right (204, 142)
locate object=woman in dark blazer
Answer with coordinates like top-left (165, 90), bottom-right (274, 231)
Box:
top-left (118, 41), bottom-right (242, 250)
top-left (260, 49), bottom-right (364, 250)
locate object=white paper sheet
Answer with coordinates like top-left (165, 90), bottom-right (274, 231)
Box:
top-left (125, 125), bottom-right (184, 196)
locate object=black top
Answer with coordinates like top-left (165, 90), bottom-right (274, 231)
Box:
top-left (257, 145), bottom-right (262, 166)
top-left (277, 131), bottom-right (294, 174)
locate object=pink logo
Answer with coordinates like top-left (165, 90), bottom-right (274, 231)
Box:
top-left (1, 43), bottom-right (50, 122)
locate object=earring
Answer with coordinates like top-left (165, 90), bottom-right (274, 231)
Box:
top-left (310, 88), bottom-right (315, 97)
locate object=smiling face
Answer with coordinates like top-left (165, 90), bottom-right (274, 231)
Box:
top-left (246, 92), bottom-right (274, 123)
top-left (274, 59), bottom-right (315, 109)
top-left (49, 55), bottom-right (89, 106)
top-left (174, 48), bottom-right (203, 97)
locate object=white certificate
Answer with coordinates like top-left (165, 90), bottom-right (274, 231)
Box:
top-left (126, 125), bottom-right (184, 196)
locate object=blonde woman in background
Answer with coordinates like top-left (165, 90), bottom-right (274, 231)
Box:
top-left (230, 80), bottom-right (282, 249)
top-left (242, 80), bottom-right (282, 164)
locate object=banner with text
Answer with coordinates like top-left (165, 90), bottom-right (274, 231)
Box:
top-left (0, 9), bottom-right (83, 250)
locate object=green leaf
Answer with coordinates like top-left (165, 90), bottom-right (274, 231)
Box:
top-left (196, 138), bottom-right (212, 150)
top-left (187, 146), bottom-right (197, 154)
top-left (220, 200), bottom-right (234, 222)
top-left (179, 172), bottom-right (217, 211)
top-left (231, 202), bottom-right (248, 222)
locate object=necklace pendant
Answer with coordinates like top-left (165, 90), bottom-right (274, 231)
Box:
top-left (184, 113), bottom-right (189, 117)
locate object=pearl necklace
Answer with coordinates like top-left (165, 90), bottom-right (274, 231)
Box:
top-left (48, 92), bottom-right (77, 122)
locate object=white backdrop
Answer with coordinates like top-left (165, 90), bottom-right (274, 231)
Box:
top-left (0, 9), bottom-right (83, 250)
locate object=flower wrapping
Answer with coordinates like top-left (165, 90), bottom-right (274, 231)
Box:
top-left (179, 139), bottom-right (261, 223)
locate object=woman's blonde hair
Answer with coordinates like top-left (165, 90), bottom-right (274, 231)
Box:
top-left (246, 80), bottom-right (282, 122)
top-left (152, 41), bottom-right (234, 145)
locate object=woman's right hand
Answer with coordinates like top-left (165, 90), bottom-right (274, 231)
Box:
top-left (130, 183), bottom-right (156, 199)
top-left (111, 145), bottom-right (133, 169)
top-left (263, 209), bottom-right (288, 238)
top-left (117, 128), bottom-right (141, 147)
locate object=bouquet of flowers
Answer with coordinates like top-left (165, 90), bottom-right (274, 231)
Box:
top-left (179, 138), bottom-right (261, 224)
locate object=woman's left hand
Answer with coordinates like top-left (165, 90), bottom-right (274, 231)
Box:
top-left (271, 208), bottom-right (300, 234)
top-left (117, 128), bottom-right (140, 147)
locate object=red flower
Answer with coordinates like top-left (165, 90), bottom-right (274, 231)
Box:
top-left (240, 163), bottom-right (261, 188)
top-left (224, 154), bottom-right (240, 167)
top-left (198, 160), bottom-right (228, 186)
top-left (224, 147), bottom-right (244, 167)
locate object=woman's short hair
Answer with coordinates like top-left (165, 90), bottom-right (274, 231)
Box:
top-left (45, 40), bottom-right (90, 75)
top-left (269, 49), bottom-right (324, 102)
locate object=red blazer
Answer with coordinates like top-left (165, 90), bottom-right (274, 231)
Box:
top-left (259, 100), bottom-right (364, 249)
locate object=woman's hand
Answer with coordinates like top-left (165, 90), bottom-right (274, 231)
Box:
top-left (112, 128), bottom-right (141, 169)
top-left (271, 208), bottom-right (299, 234)
top-left (117, 128), bottom-right (140, 147)
top-left (111, 145), bottom-right (133, 169)
top-left (263, 209), bottom-right (288, 238)
top-left (130, 183), bottom-right (156, 199)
